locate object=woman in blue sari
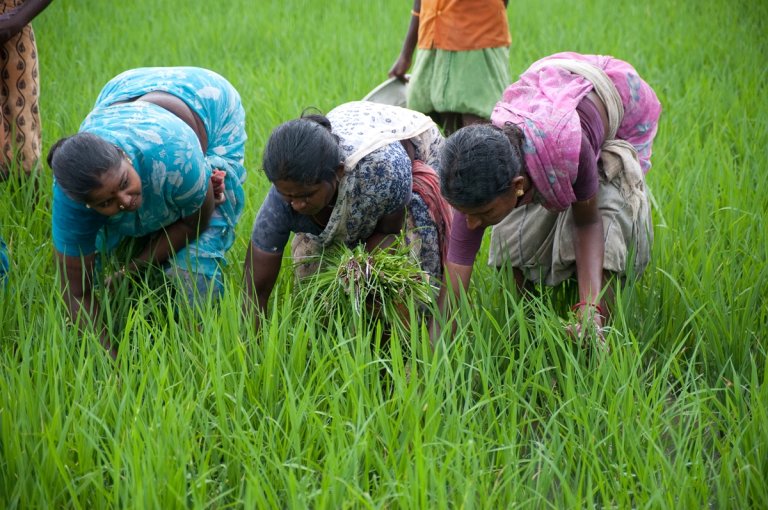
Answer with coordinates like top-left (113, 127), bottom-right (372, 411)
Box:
top-left (48, 67), bottom-right (247, 357)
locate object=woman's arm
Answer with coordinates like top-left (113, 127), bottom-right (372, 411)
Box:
top-left (242, 241), bottom-right (283, 332)
top-left (388, 0), bottom-right (421, 80)
top-left (430, 261), bottom-right (475, 344)
top-left (571, 196), bottom-right (605, 321)
top-left (130, 185), bottom-right (215, 270)
top-left (364, 207), bottom-right (406, 252)
top-left (437, 261), bottom-right (474, 310)
top-left (55, 250), bottom-right (118, 358)
top-left (0, 0), bottom-right (53, 43)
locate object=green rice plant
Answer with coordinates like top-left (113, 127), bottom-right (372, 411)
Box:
top-left (297, 238), bottom-right (434, 338)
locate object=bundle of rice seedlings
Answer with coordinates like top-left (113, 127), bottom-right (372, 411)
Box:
top-left (297, 239), bottom-right (434, 334)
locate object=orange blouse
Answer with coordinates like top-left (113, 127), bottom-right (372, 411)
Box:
top-left (417, 0), bottom-right (511, 51)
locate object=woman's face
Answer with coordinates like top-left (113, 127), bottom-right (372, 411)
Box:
top-left (85, 157), bottom-right (143, 216)
top-left (274, 166), bottom-right (343, 216)
top-left (453, 185), bottom-right (521, 230)
top-left (274, 178), bottom-right (338, 216)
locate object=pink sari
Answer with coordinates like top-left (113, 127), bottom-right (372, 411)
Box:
top-left (491, 52), bottom-right (662, 211)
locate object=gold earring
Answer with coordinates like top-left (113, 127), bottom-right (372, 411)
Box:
top-left (516, 188), bottom-right (524, 197)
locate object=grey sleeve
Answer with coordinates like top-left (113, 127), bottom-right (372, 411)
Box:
top-left (249, 186), bottom-right (294, 253)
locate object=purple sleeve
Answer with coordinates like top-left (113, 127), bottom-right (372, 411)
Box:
top-left (446, 209), bottom-right (485, 266)
top-left (572, 96), bottom-right (604, 201)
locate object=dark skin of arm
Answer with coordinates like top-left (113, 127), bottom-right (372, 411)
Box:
top-left (57, 186), bottom-right (215, 358)
top-left (571, 196), bottom-right (605, 320)
top-left (137, 186), bottom-right (215, 267)
top-left (242, 242), bottom-right (283, 330)
top-left (0, 0), bottom-right (54, 44)
top-left (433, 249), bottom-right (476, 344)
top-left (388, 0), bottom-right (421, 80)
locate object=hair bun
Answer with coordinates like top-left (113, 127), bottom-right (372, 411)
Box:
top-left (46, 136), bottom-right (70, 169)
top-left (499, 123), bottom-right (525, 161)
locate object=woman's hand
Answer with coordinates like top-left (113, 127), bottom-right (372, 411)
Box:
top-left (388, 56), bottom-right (412, 82)
top-left (565, 302), bottom-right (608, 352)
top-left (56, 250), bottom-right (118, 359)
top-left (211, 169), bottom-right (226, 205)
top-left (103, 260), bottom-right (143, 293)
top-left (365, 207), bottom-right (406, 252)
top-left (103, 269), bottom-right (126, 293)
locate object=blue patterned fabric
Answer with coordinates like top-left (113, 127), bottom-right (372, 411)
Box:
top-left (251, 139), bottom-right (442, 277)
top-left (0, 235), bottom-right (8, 283)
top-left (52, 67), bottom-right (247, 278)
top-left (251, 101), bottom-right (447, 278)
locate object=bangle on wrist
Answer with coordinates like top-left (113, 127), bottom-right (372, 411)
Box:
top-left (571, 301), bottom-right (604, 317)
top-left (411, 9), bottom-right (420, 17)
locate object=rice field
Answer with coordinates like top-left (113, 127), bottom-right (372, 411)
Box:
top-left (0, 0), bottom-right (766, 507)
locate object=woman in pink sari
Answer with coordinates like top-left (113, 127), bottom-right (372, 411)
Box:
top-left (438, 52), bottom-right (662, 349)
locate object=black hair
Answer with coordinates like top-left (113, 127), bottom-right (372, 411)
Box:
top-left (47, 133), bottom-right (122, 203)
top-left (440, 123), bottom-right (527, 208)
top-left (262, 111), bottom-right (343, 185)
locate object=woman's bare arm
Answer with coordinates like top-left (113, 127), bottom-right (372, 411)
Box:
top-left (0, 0), bottom-right (54, 43)
top-left (571, 196), bottom-right (606, 316)
top-left (388, 0), bottom-right (422, 80)
top-left (242, 241), bottom-right (283, 333)
top-left (131, 185), bottom-right (215, 270)
top-left (55, 250), bottom-right (117, 358)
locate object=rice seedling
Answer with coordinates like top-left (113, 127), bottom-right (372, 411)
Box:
top-left (297, 239), bottom-right (434, 337)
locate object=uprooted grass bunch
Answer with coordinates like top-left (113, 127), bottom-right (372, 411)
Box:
top-left (297, 239), bottom-right (434, 335)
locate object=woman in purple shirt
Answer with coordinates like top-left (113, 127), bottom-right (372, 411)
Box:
top-left (437, 52), bottom-right (661, 349)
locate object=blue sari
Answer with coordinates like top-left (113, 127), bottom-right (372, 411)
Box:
top-left (52, 67), bottom-right (247, 279)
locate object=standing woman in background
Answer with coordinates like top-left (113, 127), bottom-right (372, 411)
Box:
top-left (48, 67), bottom-right (247, 357)
top-left (388, 0), bottom-right (510, 135)
top-left (438, 52), bottom-right (662, 348)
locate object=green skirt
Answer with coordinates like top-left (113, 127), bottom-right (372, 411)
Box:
top-left (407, 46), bottom-right (510, 119)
